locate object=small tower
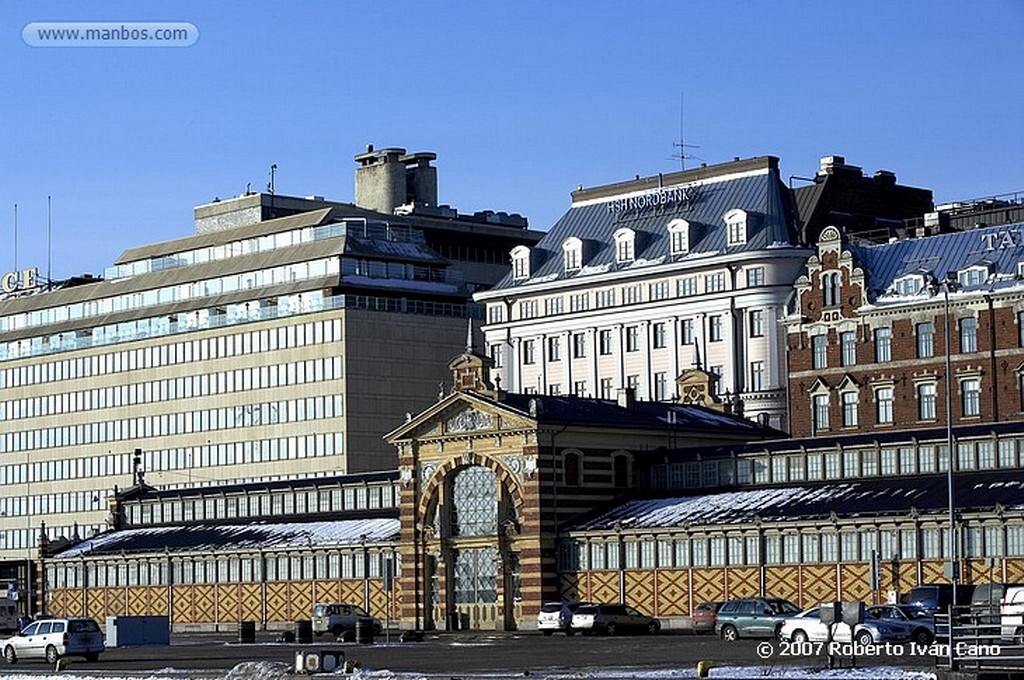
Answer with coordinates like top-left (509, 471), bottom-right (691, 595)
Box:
top-left (447, 319), bottom-right (501, 398)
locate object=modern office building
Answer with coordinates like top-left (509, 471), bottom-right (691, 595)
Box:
top-left (0, 146), bottom-right (542, 605)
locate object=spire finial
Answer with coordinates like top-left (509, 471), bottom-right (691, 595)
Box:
top-left (465, 317), bottom-right (474, 354)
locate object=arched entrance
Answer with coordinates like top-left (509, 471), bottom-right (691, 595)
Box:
top-left (426, 464), bottom-right (520, 631)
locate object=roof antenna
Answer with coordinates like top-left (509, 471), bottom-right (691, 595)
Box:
top-left (12, 203), bottom-right (17, 272)
top-left (671, 92), bottom-right (703, 171)
top-left (267, 163), bottom-right (277, 195)
top-left (47, 195), bottom-right (52, 283)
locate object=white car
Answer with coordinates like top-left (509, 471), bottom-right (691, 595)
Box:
top-left (778, 607), bottom-right (909, 646)
top-left (3, 617), bottom-right (104, 664)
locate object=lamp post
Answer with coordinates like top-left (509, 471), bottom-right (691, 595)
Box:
top-left (936, 274), bottom-right (958, 666)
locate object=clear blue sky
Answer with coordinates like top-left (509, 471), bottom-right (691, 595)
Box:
top-left (3, 1), bottom-right (1023, 280)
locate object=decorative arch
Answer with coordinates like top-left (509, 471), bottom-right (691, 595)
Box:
top-left (416, 450), bottom-right (526, 528)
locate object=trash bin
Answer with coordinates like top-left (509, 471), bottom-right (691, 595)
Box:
top-left (295, 619), bottom-right (313, 644)
top-left (238, 620), bottom-right (256, 644)
top-left (355, 618), bottom-right (375, 644)
top-left (447, 611), bottom-right (460, 631)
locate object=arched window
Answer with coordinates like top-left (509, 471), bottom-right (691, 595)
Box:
top-left (613, 453), bottom-right (630, 488)
top-left (822, 272), bottom-right (841, 307)
top-left (563, 451), bottom-right (581, 486)
top-left (562, 237), bottom-right (583, 273)
top-left (667, 219), bottom-right (691, 256)
top-left (724, 209), bottom-right (748, 246)
top-left (613, 228), bottom-right (636, 264)
top-left (510, 246), bottom-right (531, 282)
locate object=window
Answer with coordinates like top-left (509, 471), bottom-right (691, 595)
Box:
top-left (958, 266), bottom-right (988, 288)
top-left (599, 377), bottom-right (613, 399)
top-left (572, 333), bottom-right (587, 359)
top-left (749, 310), bottom-right (764, 337)
top-left (874, 327), bottom-right (891, 362)
top-left (563, 451), bottom-right (581, 486)
top-left (544, 297), bottom-right (563, 316)
top-left (547, 337), bottom-right (562, 362)
top-left (489, 344), bottom-right (503, 368)
top-left (622, 284), bottom-right (641, 304)
top-left (562, 237), bottom-right (583, 273)
top-left (519, 300), bottom-right (537, 319)
top-left (681, 318), bottom-right (694, 345)
top-left (840, 331), bottom-right (857, 366)
top-left (747, 267), bottom-right (765, 287)
top-left (962, 378), bottom-right (981, 417)
top-left (668, 219), bottom-right (690, 256)
top-left (596, 289), bottom-right (615, 308)
top-left (918, 382), bottom-right (937, 420)
top-left (569, 293), bottom-right (589, 312)
top-left (706, 272), bottom-right (726, 293)
top-left (917, 322), bottom-right (934, 358)
top-left (678, 277), bottom-right (697, 296)
top-left (487, 305), bottom-right (504, 324)
top-left (812, 335), bottom-right (827, 369)
top-left (960, 317), bottom-right (978, 353)
top-left (822, 272), bottom-right (841, 307)
top-left (813, 394), bottom-right (829, 432)
top-left (522, 340), bottom-right (535, 365)
top-left (710, 316), bottom-right (723, 342)
top-left (548, 383), bottom-right (561, 395)
top-left (627, 374), bottom-right (639, 391)
top-left (749, 361), bottom-right (764, 392)
top-left (574, 380), bottom-right (588, 397)
top-left (614, 228), bottom-right (636, 263)
top-left (626, 326), bottom-right (639, 352)
top-left (510, 246), bottom-right (530, 281)
top-left (895, 275), bottom-right (923, 296)
top-left (599, 329), bottom-right (612, 355)
top-left (1019, 311), bottom-right (1024, 347)
top-left (880, 448), bottom-right (896, 475)
top-left (876, 386), bottom-right (894, 424)
top-left (654, 372), bottom-right (668, 400)
top-left (842, 391), bottom-right (859, 427)
top-left (652, 323), bottom-right (667, 349)
top-left (710, 366), bottom-right (723, 395)
top-left (724, 208), bottom-right (748, 246)
top-left (649, 281), bottom-right (669, 301)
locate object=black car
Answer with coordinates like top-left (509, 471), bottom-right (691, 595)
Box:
top-left (902, 584), bottom-right (973, 616)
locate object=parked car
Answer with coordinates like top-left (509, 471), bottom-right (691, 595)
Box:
top-left (537, 601), bottom-right (590, 636)
top-left (779, 607), bottom-right (910, 646)
top-left (1000, 584), bottom-right (1024, 642)
top-left (971, 583), bottom-right (1019, 632)
top-left (715, 597), bottom-right (801, 641)
top-left (691, 602), bottom-right (722, 635)
top-left (901, 583), bottom-right (973, 616)
top-left (866, 604), bottom-right (934, 645)
top-left (570, 603), bottom-right (660, 635)
top-left (311, 603), bottom-right (382, 640)
top-left (2, 617), bottom-right (104, 664)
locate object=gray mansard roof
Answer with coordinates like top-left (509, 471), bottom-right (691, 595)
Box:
top-left (488, 156), bottom-right (801, 291)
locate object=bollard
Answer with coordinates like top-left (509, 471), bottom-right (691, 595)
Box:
top-left (238, 620), bottom-right (256, 644)
top-left (295, 619), bottom-right (313, 644)
top-left (697, 659), bottom-right (715, 678)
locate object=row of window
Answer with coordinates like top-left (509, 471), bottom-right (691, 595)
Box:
top-left (0, 393), bottom-right (344, 456)
top-left (495, 267), bottom-right (766, 322)
top-left (1, 318), bottom-right (341, 390)
top-left (561, 524), bottom-right (1024, 570)
top-left (0, 524), bottom-right (105, 552)
top-left (811, 377), bottom-right (983, 432)
top-left (49, 550), bottom-right (399, 588)
top-left (0, 431), bottom-right (345, 504)
top-left (0, 356), bottom-right (342, 423)
top-left (3, 256), bottom-right (339, 334)
top-left (648, 438), bottom-right (1024, 490)
top-left (125, 483), bottom-right (398, 527)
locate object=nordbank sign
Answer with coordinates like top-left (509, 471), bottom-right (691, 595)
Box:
top-left (606, 185), bottom-right (699, 215)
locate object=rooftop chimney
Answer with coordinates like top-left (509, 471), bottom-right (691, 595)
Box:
top-left (616, 387), bottom-right (636, 410)
top-left (354, 145), bottom-right (438, 214)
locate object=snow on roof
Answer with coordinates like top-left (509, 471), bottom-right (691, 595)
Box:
top-left (55, 517), bottom-right (400, 558)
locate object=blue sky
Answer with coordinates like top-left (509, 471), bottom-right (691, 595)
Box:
top-left (3, 1), bottom-right (1023, 280)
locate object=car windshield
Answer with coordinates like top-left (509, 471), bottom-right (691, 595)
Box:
top-left (769, 600), bottom-right (801, 615)
top-left (575, 605), bottom-right (598, 615)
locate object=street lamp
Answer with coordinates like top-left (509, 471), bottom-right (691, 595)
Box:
top-left (932, 272), bottom-right (959, 664)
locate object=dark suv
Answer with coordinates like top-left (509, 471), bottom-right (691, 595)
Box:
top-left (715, 597), bottom-right (801, 641)
top-left (902, 584), bottom-right (973, 616)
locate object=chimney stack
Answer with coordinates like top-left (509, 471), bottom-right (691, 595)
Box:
top-left (353, 145), bottom-right (438, 214)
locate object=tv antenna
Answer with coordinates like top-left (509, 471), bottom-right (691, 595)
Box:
top-left (267, 163), bottom-right (278, 195)
top-left (670, 92), bottom-right (702, 171)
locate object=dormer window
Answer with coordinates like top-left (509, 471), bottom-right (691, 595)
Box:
top-left (724, 209), bottom-right (748, 246)
top-left (667, 219), bottom-right (691, 256)
top-left (822, 271), bottom-right (841, 307)
top-left (894, 274), bottom-right (924, 296)
top-left (958, 264), bottom-right (990, 288)
top-left (510, 245), bottom-right (531, 282)
top-left (562, 237), bottom-right (583, 273)
top-left (614, 228), bottom-right (636, 264)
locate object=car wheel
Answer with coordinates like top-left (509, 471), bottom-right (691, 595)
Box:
top-left (605, 622), bottom-right (618, 636)
top-left (45, 646), bottom-right (60, 665)
top-left (3, 646), bottom-right (16, 664)
top-left (855, 630), bottom-right (874, 647)
top-left (647, 621), bottom-right (660, 635)
top-left (913, 628), bottom-right (933, 646)
top-left (542, 630), bottom-right (553, 637)
top-left (1016, 627), bottom-right (1024, 646)
top-left (793, 629), bottom-right (809, 643)
top-left (84, 652), bottom-right (99, 662)
top-left (721, 625), bottom-right (739, 642)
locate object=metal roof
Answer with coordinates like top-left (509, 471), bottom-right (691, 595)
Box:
top-left (53, 516), bottom-right (400, 558)
top-left (488, 158), bottom-right (800, 291)
top-left (850, 222), bottom-right (1024, 302)
top-left (568, 469), bottom-right (1024, 532)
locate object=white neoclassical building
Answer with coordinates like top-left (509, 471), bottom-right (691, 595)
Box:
top-left (475, 156), bottom-right (814, 431)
